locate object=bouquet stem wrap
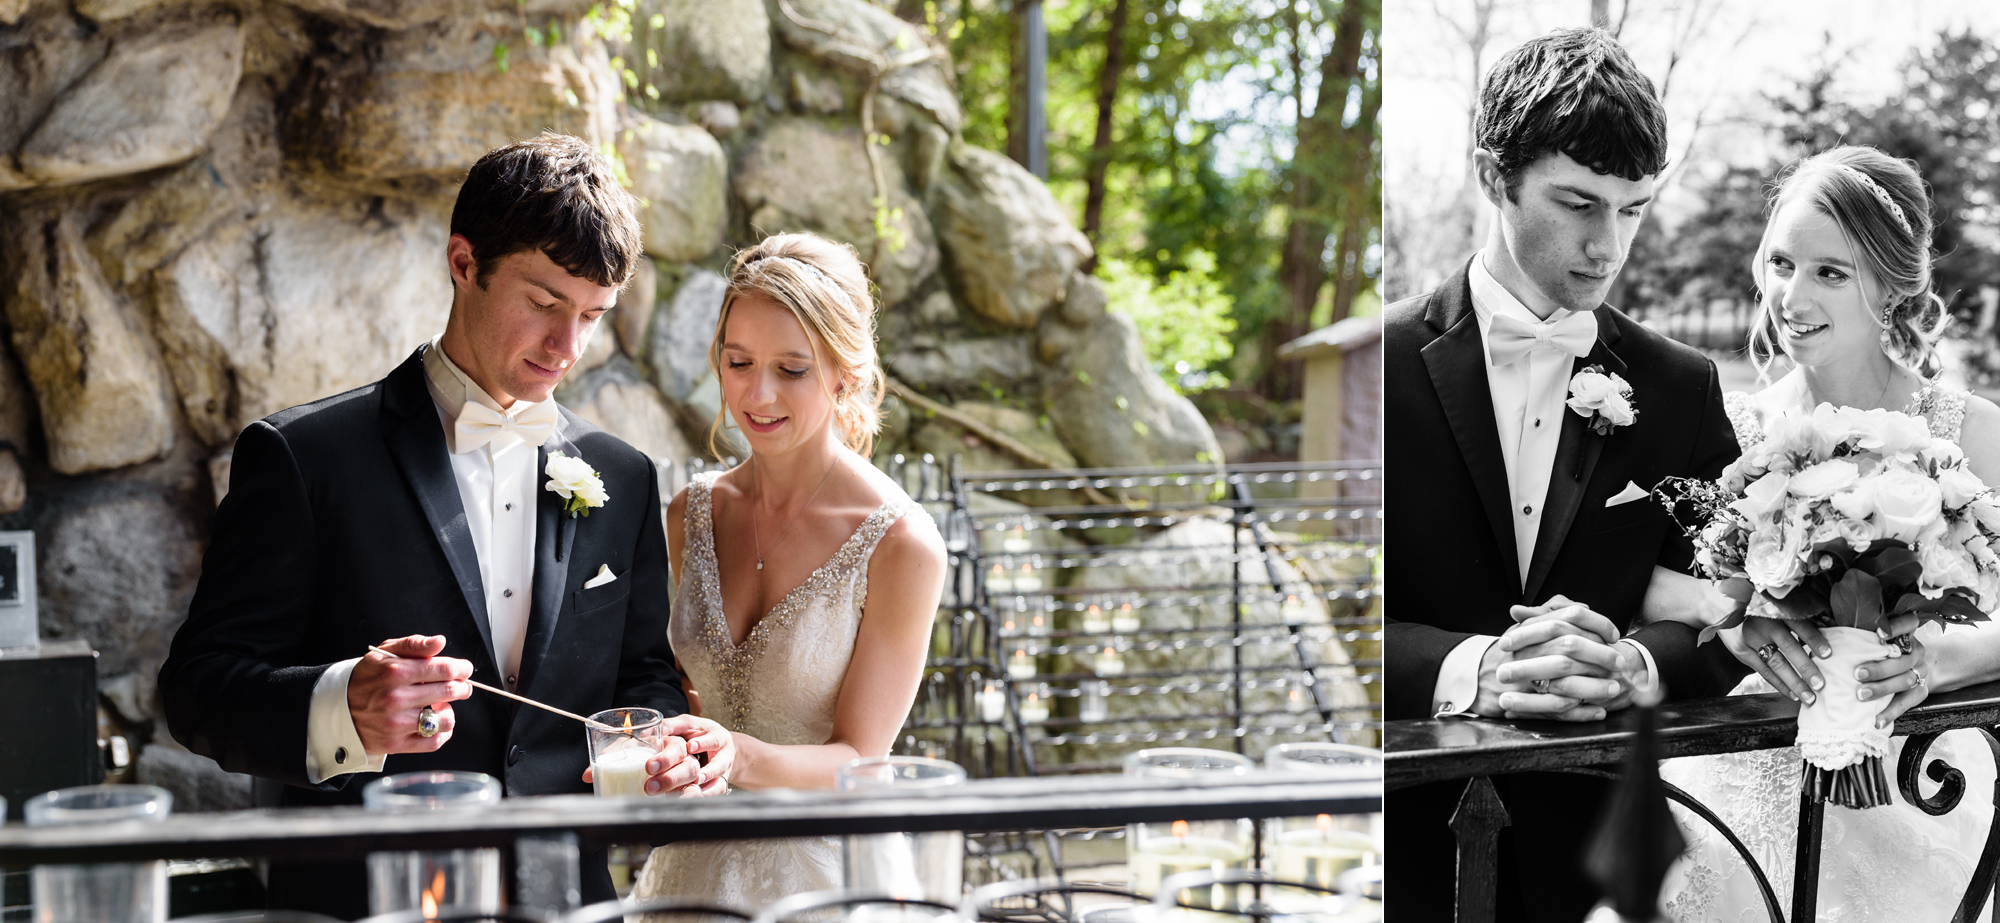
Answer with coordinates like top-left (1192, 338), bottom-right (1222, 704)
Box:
top-left (1795, 626), bottom-right (1895, 808)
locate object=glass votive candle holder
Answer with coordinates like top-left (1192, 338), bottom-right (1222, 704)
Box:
top-left (1264, 743), bottom-right (1383, 890)
top-left (587, 707), bottom-right (667, 797)
top-left (362, 771), bottom-right (503, 917)
top-left (837, 756), bottom-right (968, 906)
top-left (1122, 749), bottom-right (1254, 909)
top-left (25, 785), bottom-right (172, 923)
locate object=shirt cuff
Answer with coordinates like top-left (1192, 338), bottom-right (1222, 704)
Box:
top-left (1434, 635), bottom-right (1499, 718)
top-left (1617, 638), bottom-right (1659, 691)
top-left (306, 657), bottom-right (386, 784)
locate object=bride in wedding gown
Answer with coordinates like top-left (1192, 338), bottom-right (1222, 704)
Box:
top-left (1656, 146), bottom-right (2000, 921)
top-left (624, 233), bottom-right (948, 912)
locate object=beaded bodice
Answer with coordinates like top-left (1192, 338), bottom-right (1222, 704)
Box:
top-left (1723, 383), bottom-right (1968, 448)
top-left (669, 472), bottom-right (922, 742)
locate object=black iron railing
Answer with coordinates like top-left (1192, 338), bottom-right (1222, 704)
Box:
top-left (1385, 681), bottom-right (2000, 923)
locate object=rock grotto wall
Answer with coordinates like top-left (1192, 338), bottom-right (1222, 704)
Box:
top-left (0, 0), bottom-right (1224, 802)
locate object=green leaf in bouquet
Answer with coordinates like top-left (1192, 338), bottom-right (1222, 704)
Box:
top-left (1853, 542), bottom-right (1922, 589)
top-left (1894, 588), bottom-right (1993, 628)
top-left (1769, 579), bottom-right (1831, 623)
top-left (1829, 568), bottom-right (1885, 633)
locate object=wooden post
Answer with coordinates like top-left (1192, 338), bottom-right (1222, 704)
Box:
top-left (1020, 0), bottom-right (1047, 179)
top-left (1451, 775), bottom-right (1510, 923)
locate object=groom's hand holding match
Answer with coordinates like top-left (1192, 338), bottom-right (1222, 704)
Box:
top-left (348, 635), bottom-right (473, 754)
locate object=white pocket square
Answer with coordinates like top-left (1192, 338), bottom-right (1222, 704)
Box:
top-left (583, 564), bottom-right (618, 589)
top-left (1605, 481), bottom-right (1649, 508)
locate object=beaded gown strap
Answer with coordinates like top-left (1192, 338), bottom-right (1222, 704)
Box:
top-left (1912, 384), bottom-right (1968, 443)
top-left (1722, 390), bottom-right (1764, 450)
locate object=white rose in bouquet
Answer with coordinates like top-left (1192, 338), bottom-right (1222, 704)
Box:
top-left (1971, 495), bottom-right (2000, 534)
top-left (1829, 481), bottom-right (1879, 522)
top-left (1789, 459), bottom-right (1859, 499)
top-left (1873, 467), bottom-right (1946, 543)
top-left (1836, 516), bottom-right (1881, 551)
top-left (1923, 439), bottom-right (1967, 469)
top-left (1766, 411), bottom-right (1832, 460)
top-left (1938, 465), bottom-right (1987, 509)
top-left (1919, 540), bottom-right (1982, 597)
top-left (1733, 471), bottom-right (1792, 521)
top-left (1744, 528), bottom-right (1806, 592)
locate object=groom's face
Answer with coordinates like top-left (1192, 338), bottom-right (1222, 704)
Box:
top-left (444, 235), bottom-right (618, 406)
top-left (1479, 151), bottom-right (1655, 316)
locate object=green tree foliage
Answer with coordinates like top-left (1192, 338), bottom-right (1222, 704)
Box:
top-left (921, 0), bottom-right (1377, 403)
top-left (1101, 249), bottom-right (1238, 391)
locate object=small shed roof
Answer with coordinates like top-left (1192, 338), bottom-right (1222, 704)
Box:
top-left (1278, 315), bottom-right (1381, 362)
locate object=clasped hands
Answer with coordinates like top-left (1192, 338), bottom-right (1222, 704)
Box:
top-left (347, 635), bottom-right (734, 796)
top-left (1475, 595), bottom-right (1646, 722)
top-left (1724, 614), bottom-right (1933, 728)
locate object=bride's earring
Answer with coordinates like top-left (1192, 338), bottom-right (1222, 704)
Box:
top-left (1880, 304), bottom-right (1896, 355)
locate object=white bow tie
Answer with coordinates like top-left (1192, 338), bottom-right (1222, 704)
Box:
top-left (453, 399), bottom-right (558, 453)
top-left (1487, 311), bottom-right (1597, 367)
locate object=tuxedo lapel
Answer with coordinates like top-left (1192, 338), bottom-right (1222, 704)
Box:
top-left (516, 434), bottom-right (577, 696)
top-left (380, 353), bottom-right (499, 671)
top-left (1522, 312), bottom-right (1628, 602)
top-left (1420, 268), bottom-right (1521, 594)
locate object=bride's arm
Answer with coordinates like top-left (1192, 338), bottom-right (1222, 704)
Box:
top-left (715, 512), bottom-right (948, 791)
top-left (1639, 566), bottom-right (1716, 627)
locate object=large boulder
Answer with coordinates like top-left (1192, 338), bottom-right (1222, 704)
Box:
top-left (18, 15), bottom-right (244, 187)
top-left (934, 144), bottom-right (1091, 328)
top-left (568, 367), bottom-right (695, 466)
top-left (770, 0), bottom-right (962, 132)
top-left (284, 21), bottom-right (616, 183)
top-left (618, 115), bottom-right (728, 262)
top-left (150, 199), bottom-right (452, 447)
top-left (4, 211), bottom-right (176, 474)
top-left (134, 741), bottom-right (252, 812)
top-left (0, 13), bottom-right (113, 190)
top-left (647, 268), bottom-right (727, 404)
top-left (611, 258), bottom-right (657, 359)
top-left (1039, 274), bottom-right (1223, 472)
top-left (88, 155), bottom-right (247, 288)
top-left (884, 336), bottom-right (1036, 391)
top-left (733, 117), bottom-right (938, 307)
top-left (38, 495), bottom-right (202, 678)
top-left (0, 317), bottom-right (31, 454)
top-left (641, 0), bottom-right (771, 103)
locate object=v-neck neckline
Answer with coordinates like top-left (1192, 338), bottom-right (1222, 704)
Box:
top-left (698, 477), bottom-right (894, 650)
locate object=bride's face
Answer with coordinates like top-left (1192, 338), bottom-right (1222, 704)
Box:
top-left (1761, 196), bottom-right (1888, 369)
top-left (719, 292), bottom-right (842, 456)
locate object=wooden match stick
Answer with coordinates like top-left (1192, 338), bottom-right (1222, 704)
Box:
top-left (367, 645), bottom-right (623, 732)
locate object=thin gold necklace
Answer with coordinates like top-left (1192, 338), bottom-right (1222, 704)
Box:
top-left (750, 455), bottom-right (838, 571)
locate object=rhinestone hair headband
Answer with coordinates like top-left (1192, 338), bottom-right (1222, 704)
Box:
top-left (746, 254), bottom-right (860, 311)
top-left (1829, 163), bottom-right (1912, 236)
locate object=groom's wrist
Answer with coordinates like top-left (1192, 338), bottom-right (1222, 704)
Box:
top-left (1614, 638), bottom-right (1657, 693)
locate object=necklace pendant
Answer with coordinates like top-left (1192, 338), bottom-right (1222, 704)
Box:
top-left (757, 558), bottom-right (764, 571)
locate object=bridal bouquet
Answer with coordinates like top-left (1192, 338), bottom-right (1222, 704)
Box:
top-left (1657, 403), bottom-right (1999, 808)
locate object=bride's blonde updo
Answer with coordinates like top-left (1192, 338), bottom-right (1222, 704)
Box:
top-left (707, 232), bottom-right (884, 458)
top-left (1750, 145), bottom-right (1947, 380)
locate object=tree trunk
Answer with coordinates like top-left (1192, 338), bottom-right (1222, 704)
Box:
top-left (1006, 2), bottom-right (1025, 166)
top-left (1266, 0), bottom-right (1372, 403)
top-left (1081, 0), bottom-right (1131, 268)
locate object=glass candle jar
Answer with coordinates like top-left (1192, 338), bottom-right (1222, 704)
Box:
top-left (1123, 749), bottom-right (1254, 910)
top-left (587, 707), bottom-right (668, 798)
top-left (1263, 743), bottom-right (1383, 891)
top-left (837, 756), bottom-right (967, 907)
top-left (362, 771), bottom-right (503, 917)
top-left (26, 785), bottom-right (172, 923)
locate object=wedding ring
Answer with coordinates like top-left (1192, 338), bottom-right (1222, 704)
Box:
top-left (1894, 634), bottom-right (1915, 655)
top-left (1530, 679), bottom-right (1552, 695)
top-left (1912, 668), bottom-right (1927, 689)
top-left (1756, 643), bottom-right (1781, 663)
top-left (416, 706), bottom-right (441, 738)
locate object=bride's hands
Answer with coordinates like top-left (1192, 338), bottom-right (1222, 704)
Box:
top-left (1860, 613), bottom-right (1934, 729)
top-left (1725, 617), bottom-right (1829, 704)
top-left (661, 714), bottom-right (736, 796)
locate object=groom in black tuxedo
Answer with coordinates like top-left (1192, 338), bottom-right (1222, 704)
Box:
top-left (1382, 30), bottom-right (1748, 923)
top-left (161, 134), bottom-right (710, 918)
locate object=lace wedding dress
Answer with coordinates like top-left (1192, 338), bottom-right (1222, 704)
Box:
top-left (631, 471), bottom-right (929, 915)
top-left (1659, 385), bottom-right (1998, 923)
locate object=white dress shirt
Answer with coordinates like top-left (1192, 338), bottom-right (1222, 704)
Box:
top-left (304, 338), bottom-right (550, 783)
top-left (1431, 253), bottom-right (1656, 717)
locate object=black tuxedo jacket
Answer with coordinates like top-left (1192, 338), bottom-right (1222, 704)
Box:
top-left (160, 347), bottom-right (685, 915)
top-left (1381, 263), bottom-right (1747, 923)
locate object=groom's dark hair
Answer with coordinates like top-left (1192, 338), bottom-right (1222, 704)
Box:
top-left (450, 132), bottom-right (643, 289)
top-left (1475, 28), bottom-right (1667, 199)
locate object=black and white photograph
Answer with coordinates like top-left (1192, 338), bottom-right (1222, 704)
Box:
top-left (1383, 2), bottom-right (2000, 922)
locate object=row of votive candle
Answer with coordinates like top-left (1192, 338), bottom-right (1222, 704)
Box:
top-left (986, 563), bottom-right (1044, 593)
top-left (1006, 645), bottom-right (1125, 678)
top-left (977, 680), bottom-right (1113, 724)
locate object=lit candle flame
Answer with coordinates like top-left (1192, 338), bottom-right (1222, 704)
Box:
top-left (1172, 819), bottom-right (1189, 837)
top-left (422, 868), bottom-right (445, 919)
top-left (1088, 604), bottom-right (1100, 615)
top-left (1022, 563), bottom-right (1034, 576)
top-left (623, 711), bottom-right (633, 729)
top-left (1317, 813), bottom-right (1333, 832)
top-left (1121, 603), bottom-right (1132, 614)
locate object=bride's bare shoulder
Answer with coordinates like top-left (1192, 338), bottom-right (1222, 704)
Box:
top-left (1956, 394), bottom-right (2000, 479)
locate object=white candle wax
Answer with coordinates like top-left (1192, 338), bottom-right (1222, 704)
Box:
top-left (1112, 604), bottom-right (1141, 633)
top-left (1008, 651), bottom-right (1037, 679)
top-left (1127, 833), bottom-right (1250, 908)
top-left (1002, 529), bottom-right (1032, 553)
top-left (1080, 680), bottom-right (1109, 722)
top-left (1082, 606), bottom-right (1110, 633)
top-left (1094, 647), bottom-right (1125, 677)
top-left (1019, 694), bottom-right (1049, 724)
top-left (1014, 567), bottom-right (1044, 592)
top-left (592, 746), bottom-right (653, 798)
top-left (978, 682), bottom-right (1005, 722)
top-left (988, 565), bottom-right (1013, 593)
top-left (1270, 827), bottom-right (1378, 889)
top-left (1028, 614), bottom-right (1050, 637)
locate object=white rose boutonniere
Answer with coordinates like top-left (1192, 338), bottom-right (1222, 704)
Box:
top-left (1566, 364), bottom-right (1637, 436)
top-left (545, 451), bottom-right (608, 517)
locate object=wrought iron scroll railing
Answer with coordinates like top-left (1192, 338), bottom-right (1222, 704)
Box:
top-left (1384, 681), bottom-right (2000, 923)
top-left (0, 773), bottom-right (1380, 918)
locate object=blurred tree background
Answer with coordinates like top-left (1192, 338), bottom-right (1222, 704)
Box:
top-left (912, 0), bottom-right (1379, 459)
